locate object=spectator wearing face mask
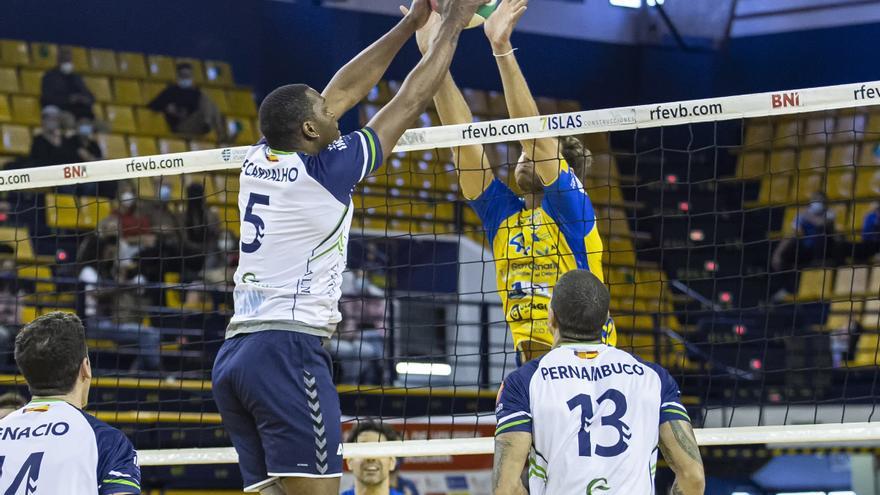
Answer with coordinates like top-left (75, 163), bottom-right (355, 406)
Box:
top-left (858, 202), bottom-right (880, 261)
top-left (40, 47), bottom-right (95, 120)
top-left (100, 183), bottom-right (155, 261)
top-left (147, 63), bottom-right (231, 142)
top-left (772, 192), bottom-right (839, 272)
top-left (29, 106), bottom-right (69, 167)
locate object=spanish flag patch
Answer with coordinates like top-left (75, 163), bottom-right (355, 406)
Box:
top-left (575, 350), bottom-right (599, 360)
top-left (23, 405), bottom-right (50, 413)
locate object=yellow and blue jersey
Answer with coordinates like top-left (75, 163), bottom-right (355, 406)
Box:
top-left (469, 161), bottom-right (615, 351)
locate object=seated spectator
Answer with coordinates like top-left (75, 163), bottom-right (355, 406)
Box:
top-left (66, 117), bottom-right (103, 163)
top-left (140, 182), bottom-right (202, 284)
top-left (860, 201), bottom-right (880, 260)
top-left (0, 392), bottom-right (27, 419)
top-left (100, 182), bottom-right (155, 259)
top-left (147, 63), bottom-right (230, 142)
top-left (40, 46), bottom-right (95, 120)
top-left (29, 106), bottom-right (70, 167)
top-left (79, 237), bottom-right (160, 372)
top-left (772, 192), bottom-right (839, 271)
top-left (344, 421), bottom-right (414, 495)
top-left (0, 259), bottom-right (22, 364)
top-left (202, 228), bottom-right (239, 285)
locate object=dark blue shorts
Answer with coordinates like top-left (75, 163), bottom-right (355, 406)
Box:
top-left (212, 330), bottom-right (342, 491)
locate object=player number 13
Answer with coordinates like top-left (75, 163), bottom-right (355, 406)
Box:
top-left (567, 389), bottom-right (632, 457)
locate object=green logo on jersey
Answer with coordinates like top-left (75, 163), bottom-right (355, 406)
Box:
top-left (586, 477), bottom-right (610, 495)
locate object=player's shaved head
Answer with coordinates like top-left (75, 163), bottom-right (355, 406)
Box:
top-left (259, 84), bottom-right (321, 151)
top-left (15, 312), bottom-right (88, 396)
top-left (550, 270), bottom-right (610, 342)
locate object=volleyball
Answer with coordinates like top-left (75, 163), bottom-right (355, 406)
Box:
top-left (430, 0), bottom-right (498, 29)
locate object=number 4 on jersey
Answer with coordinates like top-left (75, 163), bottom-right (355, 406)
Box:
top-left (567, 389), bottom-right (632, 458)
top-left (0, 452), bottom-right (44, 494)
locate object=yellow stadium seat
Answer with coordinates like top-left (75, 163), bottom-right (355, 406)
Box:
top-left (83, 75), bottom-right (112, 103)
top-left (10, 95), bottom-right (39, 125)
top-left (829, 144), bottom-right (857, 168)
top-left (45, 193), bottom-right (79, 229)
top-left (135, 107), bottom-right (171, 136)
top-left (96, 133), bottom-right (128, 159)
top-left (826, 300), bottom-right (863, 330)
top-left (780, 206), bottom-right (798, 235)
top-left (803, 116), bottom-right (835, 145)
top-left (204, 60), bottom-right (234, 86)
top-left (0, 67), bottom-right (18, 93)
top-left (0, 40), bottom-right (29, 66)
top-left (773, 119), bottom-right (801, 147)
top-left (829, 203), bottom-right (853, 236)
top-left (202, 87), bottom-right (229, 114)
top-left (227, 89), bottom-right (257, 117)
top-left (77, 195), bottom-right (113, 229)
top-left (0, 226), bottom-right (34, 261)
top-left (63, 46), bottom-right (89, 74)
top-left (105, 105), bottom-right (137, 134)
top-left (142, 80), bottom-right (166, 103)
top-left (797, 147), bottom-right (826, 171)
top-left (113, 79), bottom-right (143, 105)
top-left (158, 138), bottom-right (187, 154)
top-left (769, 150), bottom-right (795, 173)
top-left (19, 68), bottom-right (42, 96)
top-left (117, 52), bottom-right (147, 79)
top-left (606, 238), bottom-right (636, 267)
top-left (128, 136), bottom-right (158, 157)
top-left (88, 48), bottom-right (118, 75)
top-left (794, 268), bottom-right (834, 302)
top-left (755, 174), bottom-right (792, 206)
top-left (738, 152), bottom-right (767, 179)
top-left (852, 202), bottom-right (876, 241)
top-left (854, 168), bottom-right (880, 199)
top-left (29, 42), bottom-right (57, 69)
top-left (794, 171), bottom-right (825, 203)
top-left (231, 118), bottom-right (256, 145)
top-left (0, 96), bottom-right (11, 123)
top-left (0, 124), bottom-right (30, 155)
top-left (147, 55), bottom-right (175, 81)
top-left (852, 332), bottom-right (880, 368)
top-left (833, 266), bottom-right (870, 299)
top-left (18, 265), bottom-right (54, 294)
top-left (834, 113), bottom-right (867, 141)
top-left (826, 168), bottom-right (855, 201)
top-left (91, 103), bottom-right (105, 121)
top-left (859, 142), bottom-right (880, 166)
top-left (743, 122), bottom-right (772, 148)
top-left (175, 58), bottom-right (205, 84)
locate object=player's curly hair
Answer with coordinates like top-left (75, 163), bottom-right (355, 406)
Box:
top-left (559, 136), bottom-right (592, 181)
top-left (346, 419), bottom-right (402, 443)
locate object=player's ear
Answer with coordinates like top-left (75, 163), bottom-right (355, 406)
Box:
top-left (81, 357), bottom-right (92, 381)
top-left (302, 120), bottom-right (320, 140)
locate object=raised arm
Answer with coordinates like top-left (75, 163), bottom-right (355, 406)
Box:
top-left (368, 0), bottom-right (488, 162)
top-left (484, 0), bottom-right (561, 184)
top-left (658, 420), bottom-right (706, 495)
top-left (321, 0), bottom-right (430, 118)
top-left (492, 432), bottom-right (531, 495)
top-left (412, 13), bottom-right (492, 200)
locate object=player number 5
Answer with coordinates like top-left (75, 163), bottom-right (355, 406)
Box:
top-left (241, 192), bottom-right (270, 254)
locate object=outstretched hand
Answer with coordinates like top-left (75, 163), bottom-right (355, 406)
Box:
top-left (484, 0), bottom-right (528, 50)
top-left (400, 0), bottom-right (431, 31)
top-left (437, 0), bottom-right (493, 31)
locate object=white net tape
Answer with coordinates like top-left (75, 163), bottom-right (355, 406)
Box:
top-left (10, 79), bottom-right (878, 466)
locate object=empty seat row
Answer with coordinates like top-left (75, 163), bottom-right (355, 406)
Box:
top-left (0, 40), bottom-right (234, 86)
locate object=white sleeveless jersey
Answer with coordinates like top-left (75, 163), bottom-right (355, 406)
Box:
top-left (227, 128), bottom-right (382, 338)
top-left (0, 400), bottom-right (140, 494)
top-left (495, 344), bottom-right (689, 495)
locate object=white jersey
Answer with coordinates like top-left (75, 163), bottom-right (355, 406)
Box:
top-left (495, 344), bottom-right (689, 495)
top-left (0, 400), bottom-right (140, 495)
top-left (228, 128), bottom-right (383, 338)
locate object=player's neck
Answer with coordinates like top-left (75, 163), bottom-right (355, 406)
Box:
top-left (30, 392), bottom-right (83, 410)
top-left (523, 191), bottom-right (544, 210)
top-left (356, 479), bottom-right (391, 495)
top-left (558, 338), bottom-right (602, 346)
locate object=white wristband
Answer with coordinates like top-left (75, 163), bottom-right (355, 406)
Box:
top-left (493, 47), bottom-right (518, 58)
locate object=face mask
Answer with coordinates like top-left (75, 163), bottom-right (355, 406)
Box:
top-left (60, 62), bottom-right (74, 74)
top-left (120, 192), bottom-right (136, 209)
top-left (159, 185), bottom-right (172, 202)
top-left (809, 201), bottom-right (825, 215)
top-left (219, 236), bottom-right (235, 252)
top-left (178, 78), bottom-right (194, 88)
top-left (77, 124), bottom-right (93, 136)
top-left (43, 120), bottom-right (60, 132)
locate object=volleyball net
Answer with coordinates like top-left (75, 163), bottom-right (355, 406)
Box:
top-left (1, 79), bottom-right (880, 479)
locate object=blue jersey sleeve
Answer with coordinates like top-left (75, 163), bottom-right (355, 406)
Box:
top-left (83, 413), bottom-right (141, 494)
top-left (495, 360), bottom-right (539, 435)
top-left (864, 210), bottom-right (879, 243)
top-left (299, 127), bottom-right (383, 205)
top-left (635, 358), bottom-right (690, 424)
top-left (468, 178), bottom-right (524, 245)
top-left (541, 161), bottom-right (596, 245)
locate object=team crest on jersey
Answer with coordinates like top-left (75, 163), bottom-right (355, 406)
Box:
top-left (586, 477), bottom-right (610, 494)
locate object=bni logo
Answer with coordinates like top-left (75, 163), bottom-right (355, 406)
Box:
top-left (221, 148), bottom-right (232, 162)
top-left (771, 92), bottom-right (801, 108)
top-left (63, 165), bottom-right (87, 179)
